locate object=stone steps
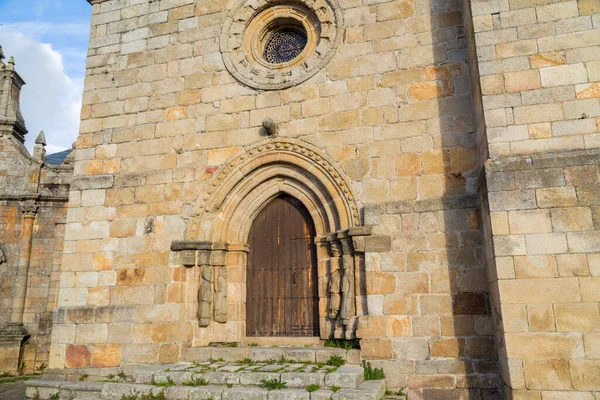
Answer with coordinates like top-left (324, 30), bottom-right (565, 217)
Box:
top-left (180, 346), bottom-right (362, 365)
top-left (27, 379), bottom-right (385, 400)
top-left (26, 359), bottom-right (385, 400)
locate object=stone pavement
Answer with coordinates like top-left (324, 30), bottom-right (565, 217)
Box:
top-left (0, 381), bottom-right (26, 400)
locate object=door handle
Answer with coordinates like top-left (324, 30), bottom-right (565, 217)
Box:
top-left (293, 272), bottom-right (296, 284)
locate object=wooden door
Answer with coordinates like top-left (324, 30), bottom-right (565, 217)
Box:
top-left (246, 195), bottom-right (319, 336)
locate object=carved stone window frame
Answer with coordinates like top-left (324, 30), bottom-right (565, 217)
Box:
top-left (220, 0), bottom-right (344, 90)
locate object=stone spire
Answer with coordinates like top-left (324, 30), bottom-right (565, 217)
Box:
top-left (0, 47), bottom-right (28, 143)
top-left (33, 131), bottom-right (47, 161)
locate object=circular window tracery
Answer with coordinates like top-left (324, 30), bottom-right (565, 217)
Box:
top-left (221, 0), bottom-right (344, 90)
top-left (264, 29), bottom-right (308, 64)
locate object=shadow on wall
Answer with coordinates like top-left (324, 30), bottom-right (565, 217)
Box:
top-left (423, 0), bottom-right (500, 398)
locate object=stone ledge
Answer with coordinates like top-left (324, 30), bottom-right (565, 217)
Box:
top-left (70, 175), bottom-right (114, 190)
top-left (486, 148), bottom-right (600, 173)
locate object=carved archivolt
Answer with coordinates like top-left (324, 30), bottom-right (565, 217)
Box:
top-left (188, 138), bottom-right (360, 242)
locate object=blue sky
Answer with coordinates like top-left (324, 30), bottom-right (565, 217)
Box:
top-left (0, 0), bottom-right (92, 153)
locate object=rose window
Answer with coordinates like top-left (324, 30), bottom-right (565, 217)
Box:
top-left (263, 29), bottom-right (308, 64)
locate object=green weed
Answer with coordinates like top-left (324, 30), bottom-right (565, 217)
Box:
top-left (363, 361), bottom-right (385, 380)
top-left (260, 378), bottom-right (287, 390)
top-left (326, 355), bottom-right (346, 367)
top-left (182, 377), bottom-right (208, 386)
top-left (306, 384), bottom-right (321, 392)
top-left (324, 338), bottom-right (360, 350)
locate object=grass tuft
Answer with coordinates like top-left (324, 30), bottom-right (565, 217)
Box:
top-left (306, 384), bottom-right (321, 392)
top-left (260, 378), bottom-right (287, 390)
top-left (363, 361), bottom-right (385, 380)
top-left (326, 355), bottom-right (346, 367)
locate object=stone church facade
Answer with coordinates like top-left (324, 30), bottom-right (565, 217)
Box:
top-left (1, 0), bottom-right (599, 398)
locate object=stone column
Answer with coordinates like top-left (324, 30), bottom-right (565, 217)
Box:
top-left (338, 232), bottom-right (355, 327)
top-left (197, 248), bottom-right (213, 328)
top-left (10, 201), bottom-right (37, 325)
top-left (327, 235), bottom-right (343, 320)
top-left (212, 243), bottom-right (228, 324)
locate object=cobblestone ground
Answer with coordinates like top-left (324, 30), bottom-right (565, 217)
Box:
top-left (0, 382), bottom-right (26, 400)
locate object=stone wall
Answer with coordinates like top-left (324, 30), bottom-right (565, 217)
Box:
top-left (468, 0), bottom-right (600, 397)
top-left (471, 0), bottom-right (600, 156)
top-left (51, 0), bottom-right (504, 396)
top-left (0, 139), bottom-right (71, 373)
top-left (0, 57), bottom-right (72, 373)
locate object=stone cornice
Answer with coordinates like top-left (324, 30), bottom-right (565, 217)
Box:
top-left (486, 148), bottom-right (600, 173)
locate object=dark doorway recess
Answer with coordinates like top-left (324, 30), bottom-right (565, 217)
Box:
top-left (246, 195), bottom-right (319, 337)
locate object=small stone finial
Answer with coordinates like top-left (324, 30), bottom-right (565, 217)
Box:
top-left (0, 45), bottom-right (5, 63)
top-left (8, 56), bottom-right (14, 65)
top-left (35, 131), bottom-right (47, 146)
top-left (33, 131), bottom-right (47, 162)
top-left (262, 118), bottom-right (278, 137)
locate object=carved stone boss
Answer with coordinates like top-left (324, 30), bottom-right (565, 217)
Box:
top-left (171, 241), bottom-right (228, 327)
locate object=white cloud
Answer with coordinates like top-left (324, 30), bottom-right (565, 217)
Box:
top-left (0, 31), bottom-right (83, 153)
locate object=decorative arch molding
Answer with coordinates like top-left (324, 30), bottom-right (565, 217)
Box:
top-left (173, 138), bottom-right (371, 341)
top-left (186, 138), bottom-right (361, 242)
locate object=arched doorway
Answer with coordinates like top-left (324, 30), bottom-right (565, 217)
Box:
top-left (246, 195), bottom-right (319, 337)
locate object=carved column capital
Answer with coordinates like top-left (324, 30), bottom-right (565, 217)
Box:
top-left (326, 233), bottom-right (343, 257)
top-left (21, 201), bottom-right (38, 219)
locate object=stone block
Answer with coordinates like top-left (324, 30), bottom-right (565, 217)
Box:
top-left (536, 186), bottom-right (578, 208)
top-left (555, 302), bottom-right (600, 332)
top-left (514, 168), bottom-right (565, 189)
top-left (584, 332), bottom-right (600, 358)
top-left (508, 210), bottom-right (552, 234)
top-left (360, 338), bottom-right (393, 359)
top-left (568, 232), bottom-right (600, 252)
top-left (513, 103), bottom-right (564, 124)
top-left (498, 278), bottom-right (580, 303)
top-left (222, 387), bottom-right (269, 400)
top-left (523, 360), bottom-right (571, 390)
top-left (324, 365), bottom-right (364, 389)
top-left (430, 338), bottom-right (465, 358)
top-left (65, 344), bottom-right (91, 368)
top-left (514, 255), bottom-right (558, 278)
top-left (501, 304), bottom-right (528, 332)
top-left (249, 348), bottom-right (284, 362)
top-left (551, 207), bottom-right (594, 232)
top-left (527, 304), bottom-right (555, 332)
top-left (279, 372), bottom-right (324, 387)
top-left (494, 235), bottom-right (527, 256)
top-left (580, 277), bottom-right (600, 301)
top-left (267, 389), bottom-right (309, 400)
top-left (556, 253), bottom-right (589, 276)
top-left (525, 233), bottom-right (568, 255)
top-left (489, 190), bottom-right (537, 211)
top-left (570, 360), bottom-right (600, 390)
top-left (391, 338), bottom-right (429, 360)
top-left (505, 70), bottom-right (541, 92)
top-left (504, 332), bottom-right (585, 359)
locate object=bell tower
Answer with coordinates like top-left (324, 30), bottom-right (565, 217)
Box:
top-left (0, 45), bottom-right (28, 143)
